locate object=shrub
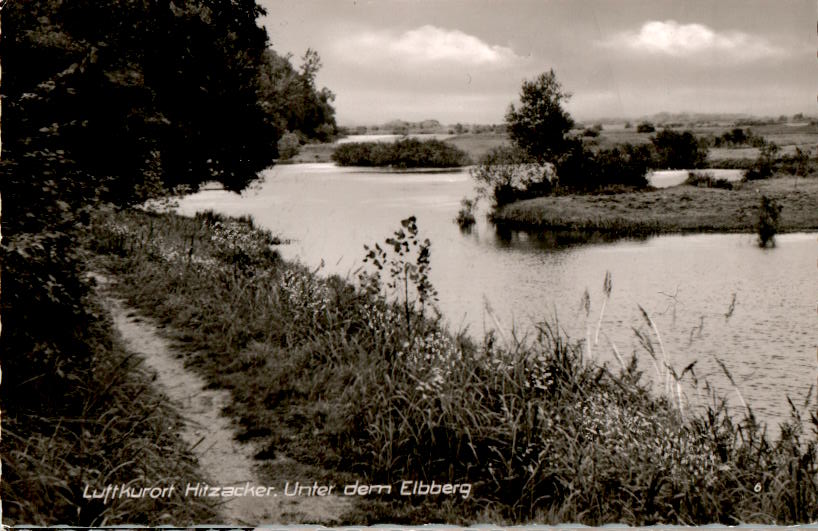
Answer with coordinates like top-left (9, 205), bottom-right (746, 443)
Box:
top-left (277, 131), bottom-right (301, 160)
top-left (684, 171), bottom-right (734, 190)
top-left (332, 138), bottom-right (470, 168)
top-left (651, 129), bottom-right (708, 169)
top-left (757, 194), bottom-right (782, 247)
top-left (455, 197), bottom-right (477, 229)
top-left (556, 140), bottom-right (652, 192)
top-left (470, 145), bottom-right (554, 207)
top-left (744, 143), bottom-right (780, 181)
top-left (779, 147), bottom-right (813, 177)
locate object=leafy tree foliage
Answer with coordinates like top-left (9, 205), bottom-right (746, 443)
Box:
top-left (258, 47), bottom-right (337, 143)
top-left (470, 145), bottom-right (554, 207)
top-left (556, 140), bottom-right (651, 192)
top-left (0, 1), bottom-right (335, 522)
top-left (650, 129), bottom-right (708, 169)
top-left (332, 138), bottom-right (469, 168)
top-left (2, 0), bottom-right (282, 216)
top-left (505, 70), bottom-right (574, 162)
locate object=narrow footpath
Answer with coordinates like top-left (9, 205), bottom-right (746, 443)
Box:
top-left (91, 273), bottom-right (351, 525)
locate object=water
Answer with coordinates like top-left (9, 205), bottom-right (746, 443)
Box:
top-left (177, 163), bottom-right (818, 432)
top-left (336, 133), bottom-right (456, 144)
top-left (649, 169), bottom-right (745, 188)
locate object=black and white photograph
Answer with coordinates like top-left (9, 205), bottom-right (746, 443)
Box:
top-left (2, 0), bottom-right (817, 526)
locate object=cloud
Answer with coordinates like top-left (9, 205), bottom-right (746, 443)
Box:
top-left (601, 20), bottom-right (785, 61)
top-left (334, 25), bottom-right (524, 67)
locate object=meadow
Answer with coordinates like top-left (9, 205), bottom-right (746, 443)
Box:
top-left (85, 206), bottom-right (818, 525)
top-left (491, 176), bottom-right (818, 236)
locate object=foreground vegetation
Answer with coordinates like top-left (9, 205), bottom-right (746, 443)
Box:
top-left (88, 207), bottom-right (818, 525)
top-left (1, 0), bottom-right (336, 524)
top-left (1, 226), bottom-right (218, 525)
top-left (491, 176), bottom-right (818, 237)
top-left (332, 138), bottom-right (471, 168)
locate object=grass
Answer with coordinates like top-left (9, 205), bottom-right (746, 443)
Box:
top-left (2, 274), bottom-right (218, 525)
top-left (287, 142), bottom-right (338, 163)
top-left (492, 176), bottom-right (818, 236)
top-left (443, 133), bottom-right (509, 162)
top-left (85, 206), bottom-right (818, 525)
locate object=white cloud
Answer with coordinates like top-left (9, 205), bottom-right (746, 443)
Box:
top-left (601, 20), bottom-right (785, 61)
top-left (335, 25), bottom-right (524, 66)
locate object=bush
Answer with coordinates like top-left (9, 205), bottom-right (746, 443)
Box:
top-left (684, 171), bottom-right (734, 190)
top-left (277, 132), bottom-right (301, 160)
top-left (455, 197), bottom-right (477, 229)
top-left (779, 147), bottom-right (813, 177)
top-left (757, 194), bottom-right (782, 247)
top-left (744, 143), bottom-right (780, 181)
top-left (332, 138), bottom-right (470, 168)
top-left (651, 129), bottom-right (708, 169)
top-left (470, 145), bottom-right (554, 207)
top-left (556, 140), bottom-right (652, 192)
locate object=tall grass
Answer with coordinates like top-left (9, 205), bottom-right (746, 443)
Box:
top-left (2, 278), bottom-right (217, 525)
top-left (86, 207), bottom-right (818, 525)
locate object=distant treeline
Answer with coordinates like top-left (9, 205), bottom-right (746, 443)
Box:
top-left (332, 138), bottom-right (471, 168)
top-left (341, 121), bottom-right (507, 136)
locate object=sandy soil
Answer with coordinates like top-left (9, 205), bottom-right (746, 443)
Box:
top-left (91, 273), bottom-right (351, 525)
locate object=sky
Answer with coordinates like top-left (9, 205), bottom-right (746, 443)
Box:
top-left (257, 0), bottom-right (816, 125)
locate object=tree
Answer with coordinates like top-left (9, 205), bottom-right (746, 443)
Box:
top-left (505, 70), bottom-right (574, 162)
top-left (651, 130), bottom-right (707, 169)
top-left (1, 1), bottom-right (316, 522)
top-left (470, 145), bottom-right (554, 207)
top-left (257, 48), bottom-right (337, 144)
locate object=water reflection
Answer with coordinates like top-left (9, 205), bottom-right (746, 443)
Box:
top-left (489, 225), bottom-right (652, 251)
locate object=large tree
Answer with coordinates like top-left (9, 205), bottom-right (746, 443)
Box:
top-left (505, 70), bottom-right (575, 162)
top-left (258, 47), bottom-right (337, 143)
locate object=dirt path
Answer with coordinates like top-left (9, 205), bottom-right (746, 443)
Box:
top-left (91, 274), bottom-right (351, 525)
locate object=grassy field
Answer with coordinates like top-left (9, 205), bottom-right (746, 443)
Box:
top-left (288, 123), bottom-right (817, 168)
top-left (85, 207), bottom-right (818, 525)
top-left (442, 132), bottom-right (509, 161)
top-left (492, 176), bottom-right (818, 236)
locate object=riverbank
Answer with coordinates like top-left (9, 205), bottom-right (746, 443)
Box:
top-left (492, 176), bottom-right (818, 235)
top-left (85, 206), bottom-right (818, 525)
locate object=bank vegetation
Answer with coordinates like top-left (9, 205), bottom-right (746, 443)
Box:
top-left (86, 207), bottom-right (818, 525)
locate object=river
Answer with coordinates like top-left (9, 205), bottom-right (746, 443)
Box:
top-left (177, 163), bottom-right (817, 433)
